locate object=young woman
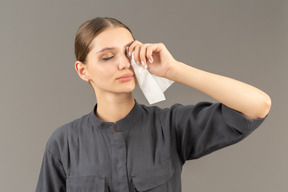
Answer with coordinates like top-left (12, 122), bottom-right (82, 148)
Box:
top-left (36, 17), bottom-right (271, 192)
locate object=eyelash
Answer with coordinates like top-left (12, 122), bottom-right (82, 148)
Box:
top-left (101, 47), bottom-right (131, 61)
top-left (102, 56), bottom-right (114, 61)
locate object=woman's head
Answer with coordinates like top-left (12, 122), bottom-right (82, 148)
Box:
top-left (74, 17), bottom-right (136, 97)
top-left (75, 17), bottom-right (133, 63)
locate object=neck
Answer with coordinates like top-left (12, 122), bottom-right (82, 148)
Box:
top-left (95, 92), bottom-right (135, 123)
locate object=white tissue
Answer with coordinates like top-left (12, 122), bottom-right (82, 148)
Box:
top-left (131, 53), bottom-right (174, 104)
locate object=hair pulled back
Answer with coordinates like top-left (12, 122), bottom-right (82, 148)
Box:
top-left (74, 17), bottom-right (133, 63)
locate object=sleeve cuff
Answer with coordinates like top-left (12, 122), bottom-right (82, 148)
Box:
top-left (222, 104), bottom-right (267, 134)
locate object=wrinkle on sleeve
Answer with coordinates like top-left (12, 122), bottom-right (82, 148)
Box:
top-left (170, 102), bottom-right (266, 163)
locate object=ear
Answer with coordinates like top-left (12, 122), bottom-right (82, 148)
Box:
top-left (75, 61), bottom-right (89, 82)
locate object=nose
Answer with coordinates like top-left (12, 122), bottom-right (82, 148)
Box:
top-left (118, 53), bottom-right (131, 70)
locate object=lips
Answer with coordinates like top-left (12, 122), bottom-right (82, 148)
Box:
top-left (116, 74), bottom-right (134, 82)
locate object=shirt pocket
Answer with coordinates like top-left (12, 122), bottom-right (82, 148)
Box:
top-left (67, 175), bottom-right (106, 192)
top-left (131, 158), bottom-right (174, 192)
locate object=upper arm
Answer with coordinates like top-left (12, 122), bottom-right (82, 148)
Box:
top-left (169, 102), bottom-right (266, 163)
top-left (36, 150), bottom-right (66, 192)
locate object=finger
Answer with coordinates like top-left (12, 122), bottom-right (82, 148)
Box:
top-left (146, 45), bottom-right (154, 63)
top-left (128, 40), bottom-right (141, 57)
top-left (133, 44), bottom-right (141, 65)
top-left (152, 43), bottom-right (164, 53)
top-left (139, 44), bottom-right (149, 65)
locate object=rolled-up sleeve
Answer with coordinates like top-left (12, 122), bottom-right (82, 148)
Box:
top-left (170, 102), bottom-right (266, 163)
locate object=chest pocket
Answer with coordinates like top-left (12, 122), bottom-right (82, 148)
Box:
top-left (67, 175), bottom-right (106, 192)
top-left (131, 158), bottom-right (174, 192)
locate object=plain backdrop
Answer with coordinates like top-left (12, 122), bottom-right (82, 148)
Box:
top-left (1, 0), bottom-right (287, 191)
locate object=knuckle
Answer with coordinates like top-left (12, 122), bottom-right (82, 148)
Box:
top-left (134, 40), bottom-right (142, 45)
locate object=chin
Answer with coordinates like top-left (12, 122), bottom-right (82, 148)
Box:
top-left (110, 83), bottom-right (134, 93)
top-left (119, 85), bottom-right (136, 93)
top-left (119, 81), bottom-right (136, 92)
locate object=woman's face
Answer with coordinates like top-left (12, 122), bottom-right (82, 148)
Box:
top-left (85, 27), bottom-right (136, 95)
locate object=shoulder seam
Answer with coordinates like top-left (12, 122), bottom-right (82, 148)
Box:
top-left (46, 149), bottom-right (62, 163)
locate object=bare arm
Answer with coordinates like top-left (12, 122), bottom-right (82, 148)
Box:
top-left (164, 61), bottom-right (271, 119)
top-left (128, 41), bottom-right (271, 119)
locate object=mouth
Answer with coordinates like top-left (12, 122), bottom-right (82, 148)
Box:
top-left (116, 74), bottom-right (134, 82)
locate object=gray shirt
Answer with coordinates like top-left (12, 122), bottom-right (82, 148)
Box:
top-left (36, 101), bottom-right (265, 192)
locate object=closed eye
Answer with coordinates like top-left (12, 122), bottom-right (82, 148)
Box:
top-left (102, 56), bottom-right (114, 61)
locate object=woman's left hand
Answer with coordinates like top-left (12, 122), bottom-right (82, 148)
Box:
top-left (127, 41), bottom-right (176, 78)
top-left (127, 41), bottom-right (271, 119)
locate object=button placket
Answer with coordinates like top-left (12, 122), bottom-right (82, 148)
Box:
top-left (111, 132), bottom-right (129, 192)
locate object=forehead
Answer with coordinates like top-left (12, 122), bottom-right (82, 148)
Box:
top-left (90, 27), bottom-right (134, 51)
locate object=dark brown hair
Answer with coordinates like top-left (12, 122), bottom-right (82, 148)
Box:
top-left (74, 17), bottom-right (133, 63)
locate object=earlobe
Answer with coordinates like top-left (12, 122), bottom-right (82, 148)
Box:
top-left (75, 61), bottom-right (89, 81)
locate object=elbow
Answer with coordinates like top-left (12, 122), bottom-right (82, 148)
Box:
top-left (257, 94), bottom-right (272, 119)
top-left (263, 94), bottom-right (272, 116)
top-left (243, 93), bottom-right (272, 119)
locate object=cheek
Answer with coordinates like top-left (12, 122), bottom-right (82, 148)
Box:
top-left (92, 64), bottom-right (116, 81)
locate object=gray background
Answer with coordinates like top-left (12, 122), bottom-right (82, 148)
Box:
top-left (0, 0), bottom-right (287, 191)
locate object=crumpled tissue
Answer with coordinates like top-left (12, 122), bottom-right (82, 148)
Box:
top-left (130, 53), bottom-right (174, 104)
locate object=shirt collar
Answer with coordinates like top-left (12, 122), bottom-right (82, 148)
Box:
top-left (88, 100), bottom-right (142, 133)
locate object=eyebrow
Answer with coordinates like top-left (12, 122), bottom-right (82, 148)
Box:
top-left (96, 40), bottom-right (134, 54)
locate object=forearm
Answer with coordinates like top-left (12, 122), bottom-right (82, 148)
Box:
top-left (165, 61), bottom-right (271, 119)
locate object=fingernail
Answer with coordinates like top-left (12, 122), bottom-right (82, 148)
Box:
top-left (149, 59), bottom-right (153, 63)
top-left (141, 60), bottom-right (146, 65)
top-left (136, 61), bottom-right (140, 65)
